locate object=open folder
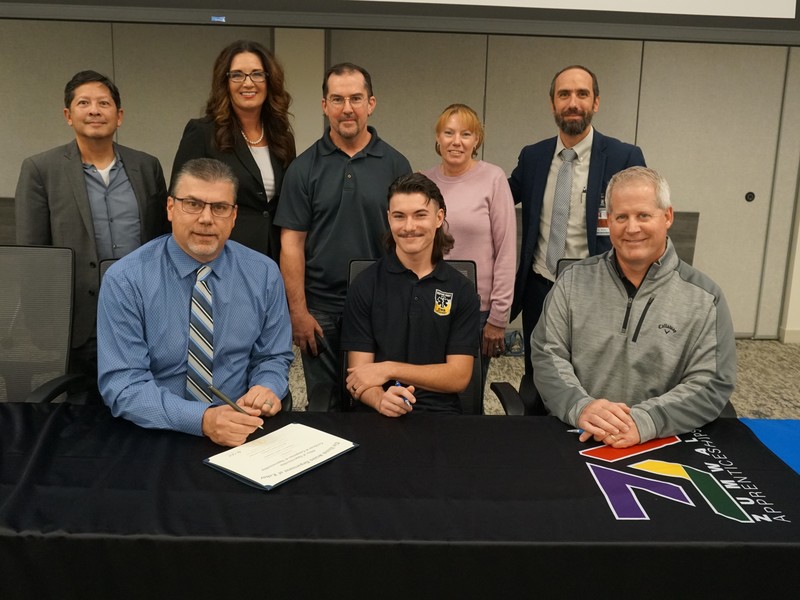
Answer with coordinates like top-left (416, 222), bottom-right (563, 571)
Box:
top-left (205, 423), bottom-right (358, 490)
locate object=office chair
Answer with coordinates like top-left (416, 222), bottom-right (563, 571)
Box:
top-left (490, 258), bottom-right (580, 415)
top-left (0, 245), bottom-right (86, 402)
top-left (99, 258), bottom-right (118, 283)
top-left (307, 259), bottom-right (524, 415)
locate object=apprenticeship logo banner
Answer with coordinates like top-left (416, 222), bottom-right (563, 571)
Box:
top-left (582, 430), bottom-right (792, 523)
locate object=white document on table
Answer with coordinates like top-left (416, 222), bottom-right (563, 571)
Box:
top-left (204, 423), bottom-right (358, 490)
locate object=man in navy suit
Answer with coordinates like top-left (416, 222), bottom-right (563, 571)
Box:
top-left (509, 65), bottom-right (646, 396)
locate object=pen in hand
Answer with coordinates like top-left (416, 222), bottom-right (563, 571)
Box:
top-left (395, 380), bottom-right (412, 408)
top-left (208, 386), bottom-right (264, 430)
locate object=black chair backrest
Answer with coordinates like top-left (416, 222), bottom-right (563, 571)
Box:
top-left (99, 258), bottom-right (118, 283)
top-left (0, 245), bottom-right (74, 402)
top-left (348, 260), bottom-right (374, 285)
top-left (671, 211), bottom-right (700, 266)
top-left (556, 258), bottom-right (580, 278)
top-left (443, 260), bottom-right (481, 415)
top-left (346, 258), bottom-right (483, 415)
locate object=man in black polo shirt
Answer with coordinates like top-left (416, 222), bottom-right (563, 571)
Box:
top-left (275, 63), bottom-right (411, 406)
top-left (341, 173), bottom-right (480, 415)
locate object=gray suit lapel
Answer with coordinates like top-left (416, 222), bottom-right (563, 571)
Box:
top-left (65, 140), bottom-right (96, 241)
top-left (117, 145), bottom-right (149, 241)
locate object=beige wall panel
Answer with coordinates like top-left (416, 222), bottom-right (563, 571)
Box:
top-left (329, 29), bottom-right (488, 171)
top-left (112, 23), bottom-right (272, 182)
top-left (759, 47), bottom-right (799, 338)
top-left (275, 28), bottom-right (325, 155)
top-left (0, 20), bottom-right (113, 197)
top-left (638, 41), bottom-right (786, 336)
top-left (778, 47), bottom-right (800, 344)
top-left (484, 36), bottom-right (643, 175)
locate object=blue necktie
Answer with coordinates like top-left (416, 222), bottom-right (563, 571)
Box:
top-left (186, 265), bottom-right (213, 403)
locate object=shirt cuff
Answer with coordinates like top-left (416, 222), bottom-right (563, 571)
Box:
top-left (630, 407), bottom-right (657, 443)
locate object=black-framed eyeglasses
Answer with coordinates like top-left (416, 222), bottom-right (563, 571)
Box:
top-left (172, 196), bottom-right (236, 218)
top-left (227, 70), bottom-right (268, 84)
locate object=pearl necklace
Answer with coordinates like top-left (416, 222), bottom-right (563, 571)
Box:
top-left (240, 124), bottom-right (264, 145)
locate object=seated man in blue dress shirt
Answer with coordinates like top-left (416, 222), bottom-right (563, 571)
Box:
top-left (98, 158), bottom-right (293, 446)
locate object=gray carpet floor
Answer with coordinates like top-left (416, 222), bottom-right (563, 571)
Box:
top-left (289, 340), bottom-right (800, 419)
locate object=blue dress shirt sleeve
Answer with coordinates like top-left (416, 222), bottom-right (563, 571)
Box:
top-left (98, 264), bottom-right (208, 435)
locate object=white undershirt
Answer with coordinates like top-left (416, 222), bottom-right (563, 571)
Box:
top-left (95, 157), bottom-right (116, 186)
top-left (249, 146), bottom-right (276, 199)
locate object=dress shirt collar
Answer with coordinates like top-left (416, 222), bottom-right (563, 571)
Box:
top-left (554, 126), bottom-right (594, 163)
top-left (166, 235), bottom-right (231, 282)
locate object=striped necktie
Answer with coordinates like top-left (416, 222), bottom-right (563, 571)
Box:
top-left (546, 147), bottom-right (578, 275)
top-left (186, 265), bottom-right (213, 402)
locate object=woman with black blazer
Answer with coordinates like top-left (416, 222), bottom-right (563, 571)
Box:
top-left (171, 39), bottom-right (296, 261)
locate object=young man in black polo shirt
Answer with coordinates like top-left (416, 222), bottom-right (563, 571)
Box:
top-left (341, 173), bottom-right (480, 415)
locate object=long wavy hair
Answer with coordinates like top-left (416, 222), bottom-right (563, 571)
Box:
top-left (205, 40), bottom-right (296, 167)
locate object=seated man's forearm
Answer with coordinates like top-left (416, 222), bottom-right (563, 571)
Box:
top-left (101, 375), bottom-right (209, 436)
top-left (347, 354), bottom-right (473, 394)
top-left (387, 358), bottom-right (473, 393)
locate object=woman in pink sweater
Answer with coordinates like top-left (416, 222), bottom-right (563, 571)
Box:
top-left (423, 104), bottom-right (517, 395)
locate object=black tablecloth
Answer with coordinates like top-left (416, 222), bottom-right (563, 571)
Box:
top-left (1, 403), bottom-right (799, 598)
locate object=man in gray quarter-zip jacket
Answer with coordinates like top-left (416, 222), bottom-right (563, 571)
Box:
top-left (531, 167), bottom-right (735, 448)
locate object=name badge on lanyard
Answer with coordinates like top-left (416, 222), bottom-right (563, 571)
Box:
top-left (597, 193), bottom-right (609, 237)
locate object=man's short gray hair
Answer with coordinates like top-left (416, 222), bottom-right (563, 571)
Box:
top-left (171, 158), bottom-right (239, 201)
top-left (606, 166), bottom-right (671, 214)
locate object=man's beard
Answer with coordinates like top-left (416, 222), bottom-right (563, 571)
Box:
top-left (555, 109), bottom-right (593, 136)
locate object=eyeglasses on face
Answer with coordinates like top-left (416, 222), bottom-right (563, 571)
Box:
top-left (326, 94), bottom-right (368, 108)
top-left (227, 70), bottom-right (268, 84)
top-left (172, 196), bottom-right (236, 218)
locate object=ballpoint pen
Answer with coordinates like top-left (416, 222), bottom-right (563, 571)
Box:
top-left (209, 385), bottom-right (264, 430)
top-left (395, 380), bottom-right (412, 408)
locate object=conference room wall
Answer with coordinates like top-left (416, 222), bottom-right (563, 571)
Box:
top-left (0, 20), bottom-right (114, 195)
top-left (326, 29), bottom-right (800, 340)
top-left (110, 22), bottom-right (273, 182)
top-left (637, 42), bottom-right (791, 339)
top-left (0, 20), bottom-right (272, 191)
top-left (1, 20), bottom-right (799, 341)
top-left (774, 47), bottom-right (800, 345)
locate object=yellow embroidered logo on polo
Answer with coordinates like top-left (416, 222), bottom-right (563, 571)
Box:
top-left (434, 289), bottom-right (453, 316)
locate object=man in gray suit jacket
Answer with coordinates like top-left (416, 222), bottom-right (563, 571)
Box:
top-left (15, 70), bottom-right (168, 393)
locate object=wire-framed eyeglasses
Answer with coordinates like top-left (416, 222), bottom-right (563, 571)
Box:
top-left (172, 197), bottom-right (236, 218)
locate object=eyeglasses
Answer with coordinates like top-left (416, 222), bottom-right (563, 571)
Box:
top-left (227, 70), bottom-right (268, 84)
top-left (326, 94), bottom-right (367, 108)
top-left (172, 197), bottom-right (236, 218)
